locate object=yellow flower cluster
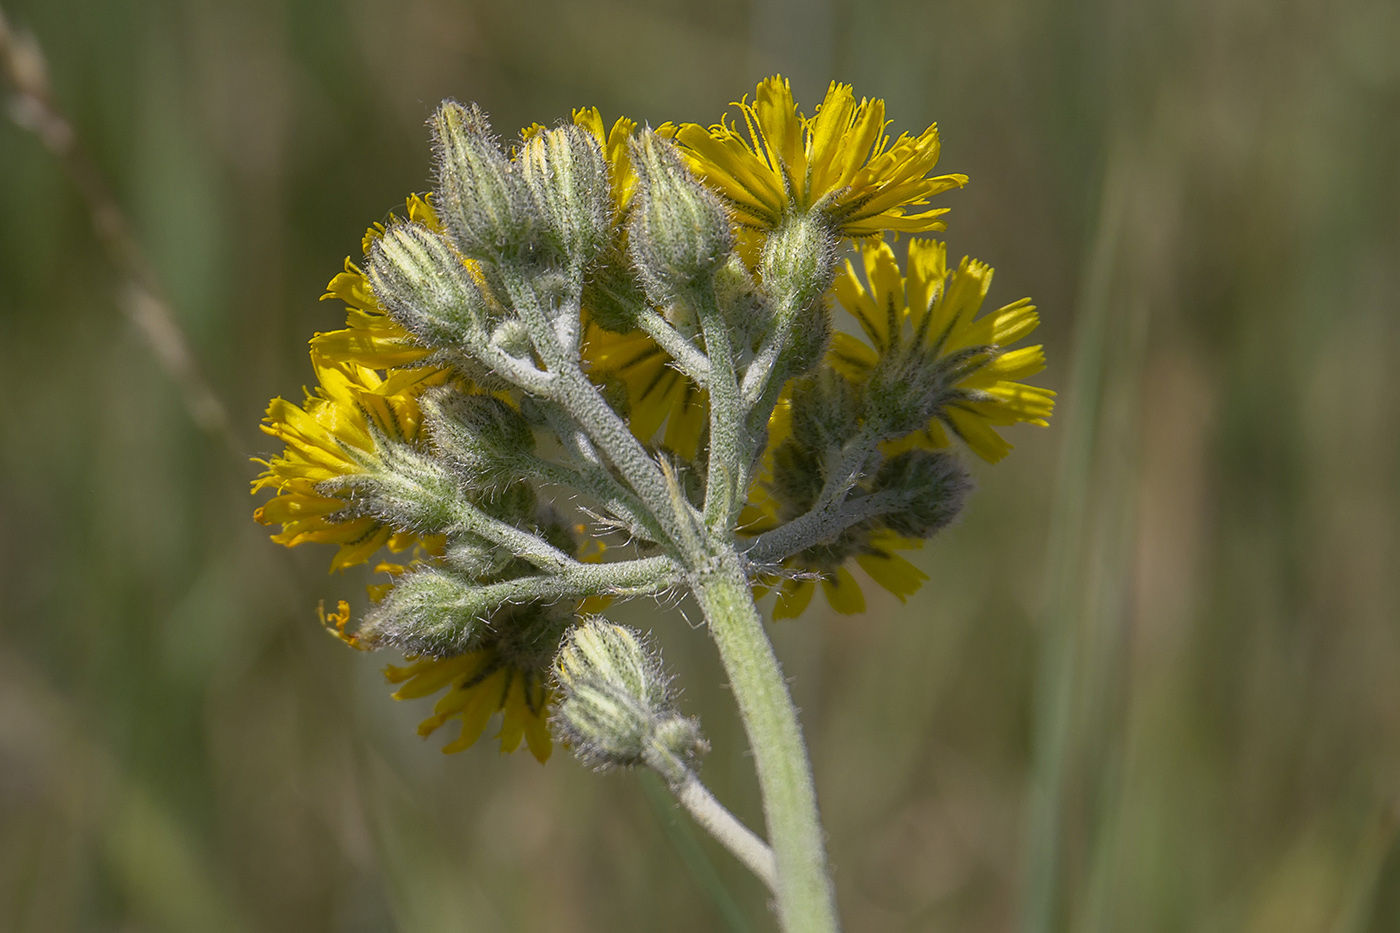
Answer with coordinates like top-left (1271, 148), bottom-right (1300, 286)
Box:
top-left (254, 78), bottom-right (1052, 759)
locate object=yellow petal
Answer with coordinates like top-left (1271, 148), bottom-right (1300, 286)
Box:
top-left (821, 566), bottom-right (866, 614)
top-left (496, 677), bottom-right (529, 754)
top-left (391, 654), bottom-right (478, 700)
top-left (440, 671), bottom-right (505, 753)
top-left (856, 550), bottom-right (928, 601)
top-left (773, 579), bottom-right (815, 619)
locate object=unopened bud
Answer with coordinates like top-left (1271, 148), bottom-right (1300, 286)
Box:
top-left (552, 619), bottom-right (706, 772)
top-left (712, 254), bottom-right (773, 349)
top-left (788, 368), bottom-right (863, 452)
top-left (628, 130), bottom-right (733, 302)
top-left (581, 246), bottom-right (649, 333)
top-left (486, 318), bottom-right (531, 358)
top-left (423, 390), bottom-right (534, 486)
top-left (357, 565), bottom-right (495, 656)
top-left (783, 296), bottom-right (833, 377)
top-left (442, 535), bottom-right (513, 579)
top-left (330, 442), bottom-right (460, 534)
top-left (431, 101), bottom-right (534, 260)
top-left (760, 213), bottom-right (838, 312)
top-left (518, 124), bottom-right (612, 266)
top-left (878, 339), bottom-right (1002, 439)
top-left (367, 223), bottom-right (484, 349)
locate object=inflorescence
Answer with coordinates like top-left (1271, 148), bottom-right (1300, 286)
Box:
top-left (253, 75), bottom-right (1053, 765)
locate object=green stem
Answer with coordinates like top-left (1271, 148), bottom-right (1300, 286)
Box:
top-left (689, 548), bottom-right (839, 933)
top-left (695, 289), bottom-right (746, 531)
top-left (643, 744), bottom-right (778, 894)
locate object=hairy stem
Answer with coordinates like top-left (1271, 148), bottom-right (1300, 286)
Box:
top-left (497, 266), bottom-right (683, 540)
top-left (668, 769), bottom-right (779, 894)
top-left (445, 500), bottom-right (575, 572)
top-left (522, 453), bottom-right (665, 544)
top-left (689, 549), bottom-right (839, 933)
top-left (745, 489), bottom-right (909, 565)
top-left (440, 555), bottom-right (681, 605)
top-left (696, 290), bottom-right (746, 531)
top-left (636, 306), bottom-right (711, 385)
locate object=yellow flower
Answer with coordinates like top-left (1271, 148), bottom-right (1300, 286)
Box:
top-left (385, 641), bottom-right (556, 763)
top-left (831, 237), bottom-right (1055, 463)
top-left (521, 108), bottom-right (639, 214)
top-left (251, 353), bottom-right (447, 570)
top-left (672, 76), bottom-right (967, 237)
top-left (769, 532), bottom-right (929, 619)
top-left (311, 194), bottom-right (442, 370)
top-left (320, 530), bottom-right (612, 763)
top-left (747, 491), bottom-right (930, 619)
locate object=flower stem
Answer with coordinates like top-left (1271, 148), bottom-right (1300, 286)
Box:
top-left (690, 548), bottom-right (840, 933)
top-left (660, 764), bottom-right (778, 893)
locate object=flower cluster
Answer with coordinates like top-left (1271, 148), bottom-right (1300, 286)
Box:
top-left (253, 77), bottom-right (1052, 761)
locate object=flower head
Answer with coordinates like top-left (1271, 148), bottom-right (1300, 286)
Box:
top-left (745, 493), bottom-right (930, 618)
top-left (672, 76), bottom-right (967, 237)
top-left (313, 194), bottom-right (443, 371)
top-left (768, 531), bottom-right (929, 619)
top-left (831, 237), bottom-right (1055, 462)
top-left (332, 525), bottom-right (609, 763)
top-left (570, 108), bottom-right (641, 213)
top-left (552, 618), bottom-right (706, 772)
top-left (251, 354), bottom-right (447, 570)
top-left (382, 604), bottom-right (563, 762)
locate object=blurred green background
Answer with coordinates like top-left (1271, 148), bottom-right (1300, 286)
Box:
top-left (2, 0), bottom-right (1398, 930)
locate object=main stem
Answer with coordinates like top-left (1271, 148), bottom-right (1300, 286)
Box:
top-left (690, 548), bottom-right (839, 933)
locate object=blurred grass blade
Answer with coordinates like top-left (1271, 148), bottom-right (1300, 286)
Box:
top-left (1020, 138), bottom-right (1130, 933)
top-left (1328, 803), bottom-right (1399, 933)
top-left (0, 4), bottom-right (237, 458)
top-left (639, 771), bottom-right (753, 933)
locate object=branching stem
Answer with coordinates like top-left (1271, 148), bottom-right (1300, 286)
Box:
top-left (745, 488), bottom-right (909, 564)
top-left (635, 307), bottom-right (711, 386)
top-left (442, 556), bottom-right (681, 606)
top-left (498, 267), bottom-right (684, 542)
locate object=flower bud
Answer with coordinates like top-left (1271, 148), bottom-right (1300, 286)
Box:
top-left (518, 124), bottom-right (612, 267)
top-left (628, 129), bottom-right (733, 302)
top-left (870, 449), bottom-right (972, 539)
top-left (357, 565), bottom-right (496, 656)
top-left (442, 535), bottom-right (514, 579)
top-left (552, 619), bottom-right (706, 772)
top-left (760, 213), bottom-right (838, 312)
top-left (865, 341), bottom-right (998, 440)
top-left (581, 246), bottom-right (649, 333)
top-left (788, 368), bottom-right (863, 453)
top-left (431, 101), bottom-right (534, 261)
top-left (366, 223), bottom-right (484, 350)
top-left (782, 296), bottom-right (833, 378)
top-left (422, 390), bottom-right (534, 486)
top-left (712, 253), bottom-right (773, 349)
top-left (330, 441), bottom-right (461, 534)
